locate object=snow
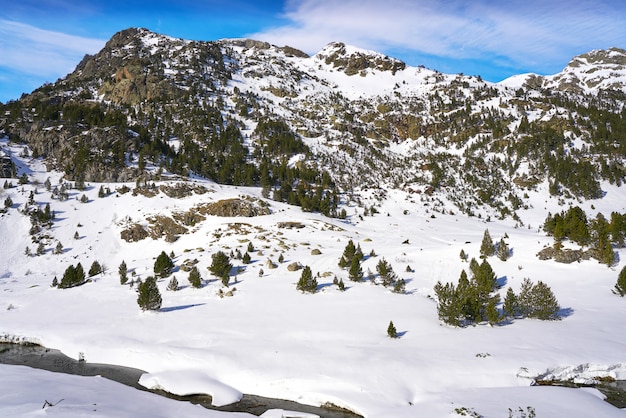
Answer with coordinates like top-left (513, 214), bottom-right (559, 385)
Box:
top-left (0, 364), bottom-right (252, 418)
top-left (1, 134), bottom-right (626, 418)
top-left (139, 369), bottom-right (243, 406)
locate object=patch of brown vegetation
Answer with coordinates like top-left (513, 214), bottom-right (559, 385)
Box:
top-left (120, 223), bottom-right (149, 242)
top-left (147, 215), bottom-right (188, 242)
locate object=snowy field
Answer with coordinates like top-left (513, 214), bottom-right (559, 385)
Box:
top-left (1, 136), bottom-right (626, 417)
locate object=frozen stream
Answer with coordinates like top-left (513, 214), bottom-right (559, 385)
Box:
top-left (0, 343), bottom-right (362, 418)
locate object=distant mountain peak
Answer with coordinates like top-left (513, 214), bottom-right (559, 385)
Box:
top-left (569, 47), bottom-right (626, 67)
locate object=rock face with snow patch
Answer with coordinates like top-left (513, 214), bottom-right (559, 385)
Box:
top-left (315, 42), bottom-right (406, 75)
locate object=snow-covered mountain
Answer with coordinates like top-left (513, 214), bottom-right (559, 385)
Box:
top-left (3, 28), bottom-right (625, 220)
top-left (1, 28), bottom-right (626, 418)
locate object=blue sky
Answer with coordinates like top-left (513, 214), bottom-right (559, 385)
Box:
top-left (1, 0), bottom-right (625, 103)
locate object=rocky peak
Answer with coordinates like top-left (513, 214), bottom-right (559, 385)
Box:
top-left (315, 41), bottom-right (406, 75)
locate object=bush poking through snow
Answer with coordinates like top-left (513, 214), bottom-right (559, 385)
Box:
top-left (387, 321), bottom-right (398, 338)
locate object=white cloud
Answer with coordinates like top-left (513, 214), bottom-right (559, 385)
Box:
top-left (250, 0), bottom-right (626, 74)
top-left (0, 20), bottom-right (106, 79)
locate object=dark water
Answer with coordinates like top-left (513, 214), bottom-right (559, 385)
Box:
top-left (0, 343), bottom-right (362, 418)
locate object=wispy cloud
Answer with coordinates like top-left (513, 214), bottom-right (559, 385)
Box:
top-left (250, 0), bottom-right (626, 76)
top-left (0, 20), bottom-right (105, 80)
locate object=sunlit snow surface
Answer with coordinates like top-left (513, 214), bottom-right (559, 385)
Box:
top-left (1, 124), bottom-right (626, 418)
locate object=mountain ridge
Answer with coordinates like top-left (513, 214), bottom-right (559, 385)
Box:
top-left (1, 27), bottom-right (625, 221)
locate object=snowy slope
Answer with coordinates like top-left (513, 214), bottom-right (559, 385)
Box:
top-left (1, 133), bottom-right (626, 417)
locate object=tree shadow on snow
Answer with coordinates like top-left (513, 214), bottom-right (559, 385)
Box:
top-left (557, 307), bottom-right (574, 319)
top-left (497, 275), bottom-right (508, 288)
top-left (316, 282), bottom-right (336, 291)
top-left (160, 303), bottom-right (206, 313)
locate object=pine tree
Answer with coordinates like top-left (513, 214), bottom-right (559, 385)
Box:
top-left (518, 278), bottom-right (560, 320)
top-left (614, 265), bottom-right (626, 297)
top-left (242, 252), bottom-right (251, 264)
top-left (387, 321), bottom-right (398, 338)
top-left (59, 263), bottom-right (86, 289)
top-left (529, 281), bottom-right (560, 320)
top-left (209, 251), bottom-right (232, 281)
top-left (610, 212), bottom-right (626, 248)
top-left (338, 278), bottom-right (345, 291)
top-left (137, 276), bottom-right (162, 311)
top-left (376, 258), bottom-right (397, 286)
top-left (297, 265), bottom-right (317, 293)
top-left (469, 258), bottom-right (480, 276)
top-left (36, 242), bottom-right (45, 256)
top-left (247, 242), bottom-right (255, 253)
top-left (154, 251), bottom-right (174, 278)
top-left (188, 266), bottom-right (202, 288)
top-left (339, 239), bottom-right (356, 268)
top-left (434, 281), bottom-right (461, 326)
top-left (517, 278), bottom-right (534, 318)
top-left (485, 297), bottom-right (502, 325)
top-left (88, 260), bottom-right (102, 277)
top-left (339, 239), bottom-right (362, 268)
top-left (497, 238), bottom-right (509, 261)
top-left (221, 274), bottom-right (230, 287)
top-left (167, 276), bottom-right (179, 291)
top-left (480, 229), bottom-right (495, 258)
top-left (348, 256), bottom-right (363, 282)
top-left (54, 241), bottom-right (63, 255)
top-left (75, 263), bottom-right (85, 282)
top-left (393, 278), bottom-right (406, 294)
top-left (51, 276), bottom-right (58, 287)
top-left (503, 287), bottom-right (519, 317)
top-left (459, 249), bottom-right (468, 262)
top-left (119, 260), bottom-right (128, 285)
